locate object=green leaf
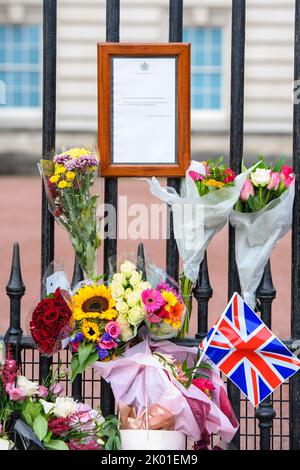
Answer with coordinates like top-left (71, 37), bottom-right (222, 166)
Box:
top-left (272, 155), bottom-right (285, 173)
top-left (23, 401), bottom-right (43, 422)
top-left (33, 415), bottom-right (48, 441)
top-left (43, 430), bottom-right (53, 443)
top-left (78, 342), bottom-right (94, 367)
top-left (241, 159), bottom-right (248, 172)
top-left (71, 354), bottom-right (80, 382)
top-left (78, 351), bottom-right (99, 374)
top-left (22, 412), bottom-right (33, 427)
top-left (44, 439), bottom-right (69, 451)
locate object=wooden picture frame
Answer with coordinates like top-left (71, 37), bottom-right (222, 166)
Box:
top-left (97, 43), bottom-right (190, 177)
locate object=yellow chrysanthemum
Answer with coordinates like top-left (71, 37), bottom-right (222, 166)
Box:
top-left (203, 179), bottom-right (225, 189)
top-left (54, 164), bottom-right (66, 175)
top-left (58, 180), bottom-right (70, 189)
top-left (72, 284), bottom-right (116, 321)
top-left (161, 290), bottom-right (178, 313)
top-left (81, 320), bottom-right (100, 342)
top-left (66, 171), bottom-right (76, 181)
top-left (65, 147), bottom-right (91, 159)
top-left (49, 175), bottom-right (60, 184)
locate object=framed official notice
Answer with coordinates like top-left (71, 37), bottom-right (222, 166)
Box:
top-left (98, 43), bottom-right (190, 176)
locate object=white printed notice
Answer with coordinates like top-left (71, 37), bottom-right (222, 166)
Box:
top-left (112, 57), bottom-right (177, 164)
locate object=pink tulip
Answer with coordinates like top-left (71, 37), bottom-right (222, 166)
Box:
top-left (267, 171), bottom-right (281, 191)
top-left (240, 179), bottom-right (255, 201)
top-left (37, 385), bottom-right (48, 398)
top-left (50, 382), bottom-right (63, 396)
top-left (281, 165), bottom-right (294, 187)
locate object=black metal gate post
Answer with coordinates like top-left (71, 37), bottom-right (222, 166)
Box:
top-left (40, 0), bottom-right (57, 383)
top-left (100, 0), bottom-right (120, 417)
top-left (166, 0), bottom-right (182, 282)
top-left (227, 0), bottom-right (246, 449)
top-left (256, 263), bottom-right (276, 449)
top-left (5, 243), bottom-right (25, 363)
top-left (290, 0), bottom-right (300, 450)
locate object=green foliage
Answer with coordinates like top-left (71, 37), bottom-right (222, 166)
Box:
top-left (33, 415), bottom-right (48, 441)
top-left (71, 342), bottom-right (99, 381)
top-left (44, 439), bottom-right (69, 451)
top-left (100, 415), bottom-right (121, 450)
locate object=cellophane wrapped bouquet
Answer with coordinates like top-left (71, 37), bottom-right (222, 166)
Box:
top-left (94, 337), bottom-right (239, 449)
top-left (0, 352), bottom-right (120, 451)
top-left (39, 147), bottom-right (101, 279)
top-left (141, 262), bottom-right (186, 340)
top-left (29, 288), bottom-right (73, 356)
top-left (69, 259), bottom-right (149, 380)
top-left (230, 156), bottom-right (295, 308)
top-left (149, 157), bottom-right (252, 337)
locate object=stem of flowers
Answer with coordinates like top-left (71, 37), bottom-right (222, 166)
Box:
top-left (178, 275), bottom-right (193, 339)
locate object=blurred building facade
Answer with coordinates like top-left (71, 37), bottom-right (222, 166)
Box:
top-left (0, 0), bottom-right (295, 173)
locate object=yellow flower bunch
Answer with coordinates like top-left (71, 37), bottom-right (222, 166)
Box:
top-left (203, 179), bottom-right (225, 189)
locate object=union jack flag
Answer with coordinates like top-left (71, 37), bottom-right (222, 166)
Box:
top-left (199, 293), bottom-right (300, 407)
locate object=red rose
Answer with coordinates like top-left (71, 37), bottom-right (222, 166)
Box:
top-left (44, 309), bottom-right (59, 325)
top-left (30, 288), bottom-right (73, 356)
top-left (38, 338), bottom-right (55, 355)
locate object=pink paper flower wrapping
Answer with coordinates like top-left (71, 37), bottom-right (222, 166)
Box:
top-left (94, 338), bottom-right (238, 443)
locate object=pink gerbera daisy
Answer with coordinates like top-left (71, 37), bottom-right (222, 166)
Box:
top-left (141, 289), bottom-right (164, 313)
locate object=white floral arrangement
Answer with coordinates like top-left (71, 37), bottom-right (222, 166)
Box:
top-left (111, 261), bottom-right (151, 341)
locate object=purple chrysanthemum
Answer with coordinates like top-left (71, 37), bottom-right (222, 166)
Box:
top-left (53, 154), bottom-right (72, 165)
top-left (65, 154), bottom-right (98, 171)
top-left (70, 332), bottom-right (84, 343)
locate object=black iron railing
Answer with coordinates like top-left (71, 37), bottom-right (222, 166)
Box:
top-left (2, 0), bottom-right (300, 450)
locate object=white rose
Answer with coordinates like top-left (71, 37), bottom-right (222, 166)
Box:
top-left (117, 315), bottom-right (134, 342)
top-left (116, 300), bottom-right (129, 315)
top-left (126, 291), bottom-right (141, 308)
top-left (128, 306), bottom-right (145, 326)
top-left (129, 270), bottom-right (142, 287)
top-left (40, 399), bottom-right (55, 415)
top-left (0, 438), bottom-right (14, 450)
top-left (250, 168), bottom-right (271, 187)
top-left (120, 260), bottom-right (136, 278)
top-left (113, 273), bottom-right (127, 286)
top-left (53, 397), bottom-right (77, 418)
top-left (17, 376), bottom-right (39, 396)
top-left (124, 287), bottom-right (133, 297)
top-left (111, 281), bottom-right (125, 299)
top-left (136, 281), bottom-right (151, 294)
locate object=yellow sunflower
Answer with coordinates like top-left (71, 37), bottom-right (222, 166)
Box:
top-left (161, 290), bottom-right (178, 313)
top-left (72, 284), bottom-right (116, 321)
top-left (81, 320), bottom-right (100, 342)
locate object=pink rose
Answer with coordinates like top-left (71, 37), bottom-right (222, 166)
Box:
top-left (6, 384), bottom-right (26, 402)
top-left (192, 377), bottom-right (215, 397)
top-left (98, 339), bottom-right (118, 350)
top-left (281, 165), bottom-right (294, 187)
top-left (37, 385), bottom-right (48, 398)
top-left (50, 382), bottom-right (63, 396)
top-left (105, 321), bottom-right (121, 339)
top-left (240, 179), bottom-right (255, 201)
top-left (267, 171), bottom-right (281, 191)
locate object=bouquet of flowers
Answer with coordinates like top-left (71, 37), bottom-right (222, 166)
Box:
top-left (110, 260), bottom-right (151, 341)
top-left (0, 353), bottom-right (121, 451)
top-left (39, 147), bottom-right (100, 279)
top-left (94, 338), bottom-right (238, 449)
top-left (29, 288), bottom-right (73, 356)
top-left (148, 157), bottom-right (252, 337)
top-left (230, 156), bottom-right (295, 308)
top-left (141, 279), bottom-right (185, 340)
top-left (69, 282), bottom-right (125, 381)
